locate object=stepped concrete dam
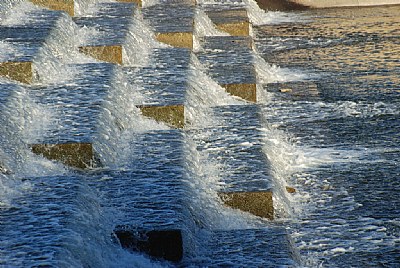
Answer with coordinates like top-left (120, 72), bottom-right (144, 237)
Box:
top-left (1, 0), bottom-right (400, 267)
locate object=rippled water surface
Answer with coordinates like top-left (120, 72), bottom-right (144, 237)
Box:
top-left (256, 5), bottom-right (400, 267)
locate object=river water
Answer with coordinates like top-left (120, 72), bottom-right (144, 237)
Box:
top-left (0, 1), bottom-right (399, 267)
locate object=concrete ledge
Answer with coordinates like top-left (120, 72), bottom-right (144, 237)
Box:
top-left (138, 105), bottom-right (185, 128)
top-left (215, 21), bottom-right (250, 36)
top-left (222, 83), bottom-right (257, 103)
top-left (30, 143), bottom-right (97, 169)
top-left (79, 45), bottom-right (123, 65)
top-left (207, 9), bottom-right (250, 36)
top-left (218, 191), bottom-right (274, 220)
top-left (155, 32), bottom-right (193, 49)
top-left (0, 61), bottom-right (32, 84)
top-left (114, 227), bottom-right (183, 262)
top-left (30, 0), bottom-right (74, 17)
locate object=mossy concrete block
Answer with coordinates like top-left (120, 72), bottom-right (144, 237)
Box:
top-left (31, 143), bottom-right (96, 169)
top-left (155, 32), bottom-right (193, 49)
top-left (207, 9), bottom-right (250, 36)
top-left (114, 228), bottom-right (183, 262)
top-left (138, 104), bottom-right (185, 128)
top-left (79, 45), bottom-right (123, 64)
top-left (30, 0), bottom-right (74, 16)
top-left (219, 191), bottom-right (274, 220)
top-left (215, 21), bottom-right (250, 36)
top-left (116, 0), bottom-right (142, 7)
top-left (222, 83), bottom-right (257, 103)
top-left (0, 61), bottom-right (32, 84)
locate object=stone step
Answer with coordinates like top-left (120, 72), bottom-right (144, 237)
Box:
top-left (191, 105), bottom-right (275, 219)
top-left (143, 3), bottom-right (195, 49)
top-left (30, 0), bottom-right (75, 16)
top-left (89, 130), bottom-right (193, 261)
top-left (187, 228), bottom-right (298, 266)
top-left (74, 2), bottom-right (136, 64)
top-left (30, 142), bottom-right (98, 169)
top-left (30, 63), bottom-right (114, 143)
top-left (123, 47), bottom-right (191, 128)
top-left (206, 8), bottom-right (250, 36)
top-left (0, 9), bottom-right (71, 83)
top-left (196, 37), bottom-right (257, 102)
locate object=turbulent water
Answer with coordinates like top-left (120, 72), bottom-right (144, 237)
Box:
top-left (0, 0), bottom-right (399, 267)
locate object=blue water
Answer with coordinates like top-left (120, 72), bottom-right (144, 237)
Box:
top-left (1, 1), bottom-right (399, 267)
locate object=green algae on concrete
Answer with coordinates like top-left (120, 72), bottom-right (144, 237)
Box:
top-left (31, 143), bottom-right (97, 169)
top-left (138, 104), bottom-right (185, 128)
top-left (219, 191), bottom-right (274, 220)
top-left (30, 0), bottom-right (74, 16)
top-left (155, 32), bottom-right (193, 49)
top-left (222, 83), bottom-right (257, 103)
top-left (79, 45), bottom-right (123, 65)
top-left (0, 61), bottom-right (33, 84)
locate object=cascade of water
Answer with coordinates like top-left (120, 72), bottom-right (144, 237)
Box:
top-left (124, 11), bottom-right (169, 67)
top-left (243, 0), bottom-right (305, 26)
top-left (193, 9), bottom-right (230, 52)
top-left (94, 68), bottom-right (169, 169)
top-left (185, 55), bottom-right (263, 230)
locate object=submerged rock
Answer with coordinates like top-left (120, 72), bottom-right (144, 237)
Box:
top-left (114, 227), bottom-right (183, 262)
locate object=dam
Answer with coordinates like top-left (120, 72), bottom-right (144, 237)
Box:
top-left (1, 0), bottom-right (399, 267)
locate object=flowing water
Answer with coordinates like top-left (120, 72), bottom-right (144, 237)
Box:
top-left (0, 0), bottom-right (399, 267)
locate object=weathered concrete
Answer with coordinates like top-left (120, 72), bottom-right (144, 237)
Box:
top-left (0, 61), bottom-right (32, 84)
top-left (79, 45), bottom-right (123, 65)
top-left (30, 143), bottom-right (97, 169)
top-left (116, 0), bottom-right (142, 8)
top-left (218, 191), bottom-right (274, 220)
top-left (138, 105), bottom-right (185, 128)
top-left (114, 227), bottom-right (183, 262)
top-left (143, 4), bottom-right (194, 48)
top-left (206, 9), bottom-right (250, 36)
top-left (222, 83), bottom-right (257, 103)
top-left (155, 32), bottom-right (193, 49)
top-left (30, 0), bottom-right (74, 17)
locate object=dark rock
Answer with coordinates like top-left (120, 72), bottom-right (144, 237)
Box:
top-left (114, 227), bottom-right (183, 262)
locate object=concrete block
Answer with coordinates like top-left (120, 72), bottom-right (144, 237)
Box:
top-left (114, 227), bottom-right (183, 262)
top-left (155, 32), bottom-right (193, 49)
top-left (207, 9), bottom-right (250, 36)
top-left (0, 61), bottom-right (32, 84)
top-left (79, 45), bottom-right (123, 65)
top-left (215, 21), bottom-right (250, 36)
top-left (30, 0), bottom-right (74, 17)
top-left (218, 191), bottom-right (274, 220)
top-left (138, 104), bottom-right (185, 129)
top-left (116, 0), bottom-right (142, 8)
top-left (222, 83), bottom-right (257, 103)
top-left (30, 143), bottom-right (97, 169)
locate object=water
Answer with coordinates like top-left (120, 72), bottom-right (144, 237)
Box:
top-left (1, 0), bottom-right (399, 267)
top-left (255, 5), bottom-right (400, 267)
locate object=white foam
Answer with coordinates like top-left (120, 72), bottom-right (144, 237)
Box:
top-left (94, 70), bottom-right (169, 169)
top-left (253, 52), bottom-right (311, 84)
top-left (243, 0), bottom-right (308, 26)
top-left (0, 1), bottom-right (41, 26)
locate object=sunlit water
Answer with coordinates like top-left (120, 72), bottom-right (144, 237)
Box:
top-left (0, 0), bottom-right (399, 267)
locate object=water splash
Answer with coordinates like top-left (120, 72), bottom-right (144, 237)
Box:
top-left (243, 0), bottom-right (307, 26)
top-left (94, 69), bottom-right (169, 169)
